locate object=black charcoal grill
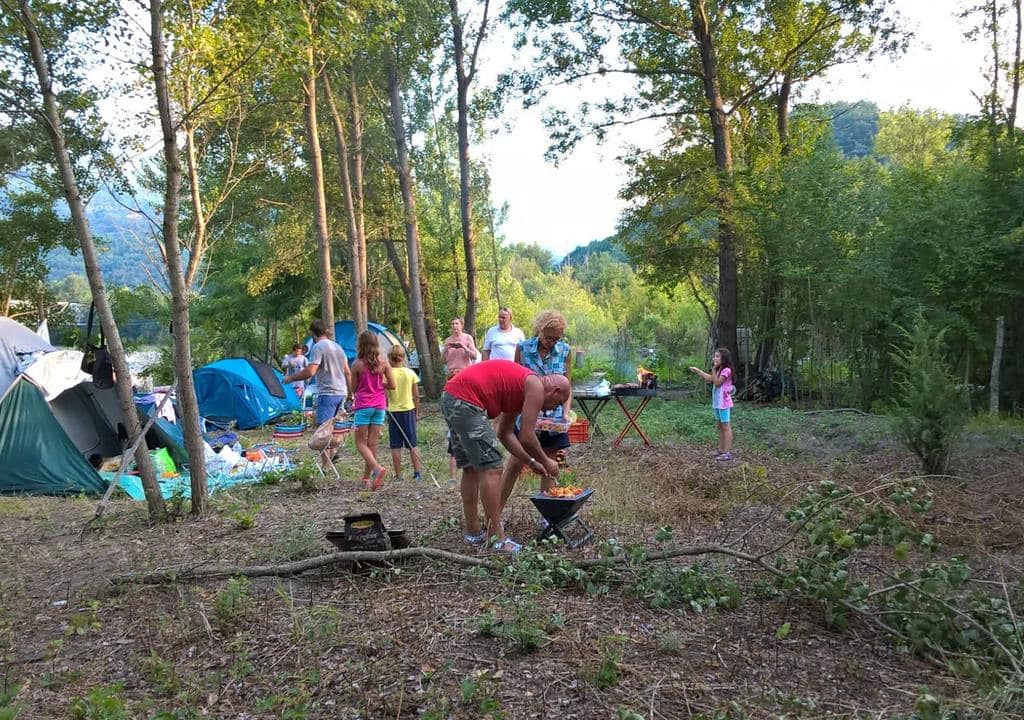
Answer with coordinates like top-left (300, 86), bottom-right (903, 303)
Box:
top-left (326, 512), bottom-right (391, 552)
top-left (530, 488), bottom-right (595, 548)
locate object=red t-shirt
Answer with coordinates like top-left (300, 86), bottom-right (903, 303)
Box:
top-left (444, 360), bottom-right (534, 418)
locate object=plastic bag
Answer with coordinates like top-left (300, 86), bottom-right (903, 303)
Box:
top-left (308, 418), bottom-right (336, 452)
top-left (150, 447), bottom-right (177, 476)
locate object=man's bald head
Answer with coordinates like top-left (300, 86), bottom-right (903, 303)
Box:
top-left (539, 374), bottom-right (571, 409)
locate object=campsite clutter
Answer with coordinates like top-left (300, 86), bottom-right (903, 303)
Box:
top-left (1, 314), bottom-right (600, 554)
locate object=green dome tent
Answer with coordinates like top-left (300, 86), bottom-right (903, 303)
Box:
top-left (0, 375), bottom-right (108, 495)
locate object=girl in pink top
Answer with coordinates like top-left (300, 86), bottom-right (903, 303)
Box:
top-left (690, 348), bottom-right (734, 461)
top-left (351, 331), bottom-right (395, 489)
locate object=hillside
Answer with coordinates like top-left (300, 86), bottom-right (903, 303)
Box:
top-left (47, 190), bottom-right (156, 286)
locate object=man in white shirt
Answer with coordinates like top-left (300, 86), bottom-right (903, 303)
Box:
top-left (481, 307), bottom-right (525, 361)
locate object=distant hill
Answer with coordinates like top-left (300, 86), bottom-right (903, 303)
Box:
top-left (560, 236), bottom-right (630, 268)
top-left (822, 101), bottom-right (880, 158)
top-left (47, 190), bottom-right (157, 287)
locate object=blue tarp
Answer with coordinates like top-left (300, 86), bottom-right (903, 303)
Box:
top-left (111, 471), bottom-right (263, 500)
top-left (193, 358), bottom-right (300, 430)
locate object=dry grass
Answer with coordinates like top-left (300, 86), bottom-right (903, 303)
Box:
top-left (0, 404), bottom-right (1021, 718)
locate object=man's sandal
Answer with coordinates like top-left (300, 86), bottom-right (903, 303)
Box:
top-left (463, 530), bottom-right (487, 546)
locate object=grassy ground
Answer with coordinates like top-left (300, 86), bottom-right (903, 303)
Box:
top-left (1, 401), bottom-right (1023, 719)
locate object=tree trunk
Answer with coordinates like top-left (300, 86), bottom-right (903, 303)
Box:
top-left (151, 0), bottom-right (209, 515)
top-left (418, 253), bottom-right (443, 389)
top-left (303, 63), bottom-right (334, 335)
top-left (348, 69), bottom-right (368, 328)
top-left (382, 230), bottom-right (410, 297)
top-left (691, 0), bottom-right (738, 366)
top-left (449, 0), bottom-right (480, 336)
top-left (756, 73), bottom-right (792, 372)
top-left (776, 73), bottom-right (792, 157)
top-left (387, 62), bottom-right (440, 397)
top-left (322, 72), bottom-right (365, 331)
top-left (1010, 0), bottom-right (1022, 134)
top-left (990, 315), bottom-right (1005, 415)
top-left (182, 79), bottom-right (205, 288)
top-left (18, 0), bottom-right (165, 519)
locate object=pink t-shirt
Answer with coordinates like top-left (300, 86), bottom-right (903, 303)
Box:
top-left (443, 332), bottom-right (477, 374)
top-left (712, 367), bottom-right (733, 409)
top-left (354, 363), bottom-right (387, 410)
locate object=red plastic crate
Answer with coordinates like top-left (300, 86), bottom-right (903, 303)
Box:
top-left (568, 419), bottom-right (590, 444)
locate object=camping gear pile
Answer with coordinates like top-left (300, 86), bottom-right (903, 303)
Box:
top-left (0, 317), bottom-right (302, 498)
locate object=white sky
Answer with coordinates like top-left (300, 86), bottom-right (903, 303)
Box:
top-left (482, 0), bottom-right (988, 258)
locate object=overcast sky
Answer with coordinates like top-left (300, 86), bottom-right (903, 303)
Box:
top-left (481, 0), bottom-right (988, 258)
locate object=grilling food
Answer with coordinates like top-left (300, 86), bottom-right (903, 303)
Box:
top-left (545, 485), bottom-right (584, 498)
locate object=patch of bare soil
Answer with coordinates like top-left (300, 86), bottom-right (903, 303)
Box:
top-left (2, 411), bottom-right (1022, 719)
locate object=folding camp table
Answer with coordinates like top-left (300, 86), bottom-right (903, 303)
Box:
top-left (572, 388), bottom-right (612, 439)
top-left (611, 388), bottom-right (656, 449)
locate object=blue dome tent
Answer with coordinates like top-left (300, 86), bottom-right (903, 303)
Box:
top-left (305, 320), bottom-right (408, 363)
top-left (193, 358), bottom-right (300, 430)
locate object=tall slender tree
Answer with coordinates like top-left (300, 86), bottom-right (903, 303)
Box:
top-left (5, 0), bottom-right (165, 518)
top-left (387, 58), bottom-right (440, 395)
top-left (301, 5), bottom-right (335, 334)
top-left (447, 0), bottom-right (490, 336)
top-left (150, 0), bottom-right (209, 514)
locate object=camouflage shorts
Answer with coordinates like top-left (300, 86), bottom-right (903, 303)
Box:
top-left (440, 392), bottom-right (503, 471)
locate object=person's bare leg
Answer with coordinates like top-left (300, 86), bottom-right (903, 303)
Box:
top-left (717, 421), bottom-right (725, 453)
top-left (448, 454), bottom-right (457, 482)
top-left (722, 422), bottom-right (733, 453)
top-left (391, 448), bottom-right (402, 477)
top-left (499, 456), bottom-right (525, 510)
top-left (354, 426), bottom-right (374, 477)
top-left (410, 447), bottom-right (423, 474)
top-left (479, 467), bottom-right (506, 543)
top-left (368, 425), bottom-right (383, 472)
top-left (461, 469), bottom-right (482, 535)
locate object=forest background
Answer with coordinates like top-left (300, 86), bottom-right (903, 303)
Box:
top-left (3, 0), bottom-right (1024, 414)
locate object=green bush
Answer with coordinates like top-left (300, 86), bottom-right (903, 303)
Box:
top-left (890, 318), bottom-right (966, 475)
top-left (68, 684), bottom-right (127, 720)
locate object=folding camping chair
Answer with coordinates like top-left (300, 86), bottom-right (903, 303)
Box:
top-left (310, 416), bottom-right (354, 479)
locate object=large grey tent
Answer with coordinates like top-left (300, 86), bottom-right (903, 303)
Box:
top-left (0, 318), bottom-right (120, 495)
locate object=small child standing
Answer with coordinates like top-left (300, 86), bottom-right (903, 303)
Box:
top-left (351, 331), bottom-right (394, 490)
top-left (689, 348), bottom-right (734, 461)
top-left (385, 345), bottom-right (423, 481)
top-left (282, 344), bottom-right (309, 401)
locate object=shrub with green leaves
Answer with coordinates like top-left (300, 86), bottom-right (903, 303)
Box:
top-left (890, 318), bottom-right (966, 474)
top-left (68, 684), bottom-right (127, 720)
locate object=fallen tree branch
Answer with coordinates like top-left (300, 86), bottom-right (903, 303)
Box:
top-left (109, 546), bottom-right (499, 585)
top-left (800, 408), bottom-right (873, 416)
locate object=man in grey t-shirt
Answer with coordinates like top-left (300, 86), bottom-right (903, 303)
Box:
top-left (283, 319), bottom-right (352, 427)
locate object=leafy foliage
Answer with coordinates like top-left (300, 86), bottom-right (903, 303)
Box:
top-left (890, 318), bottom-right (967, 474)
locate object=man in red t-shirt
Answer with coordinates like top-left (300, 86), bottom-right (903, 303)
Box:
top-left (441, 360), bottom-right (570, 552)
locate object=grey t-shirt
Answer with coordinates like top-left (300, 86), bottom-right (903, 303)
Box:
top-left (309, 338), bottom-right (349, 397)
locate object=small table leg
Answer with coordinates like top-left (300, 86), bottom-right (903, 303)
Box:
top-left (612, 396), bottom-right (653, 448)
top-left (575, 397), bottom-right (610, 438)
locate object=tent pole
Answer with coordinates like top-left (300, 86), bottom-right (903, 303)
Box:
top-left (89, 387), bottom-right (176, 524)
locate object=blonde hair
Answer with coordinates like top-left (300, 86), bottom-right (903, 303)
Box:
top-left (532, 310), bottom-right (566, 338)
top-left (388, 344), bottom-right (406, 366)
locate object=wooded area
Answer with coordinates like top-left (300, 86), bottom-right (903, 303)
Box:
top-left (3, 0), bottom-right (1024, 718)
